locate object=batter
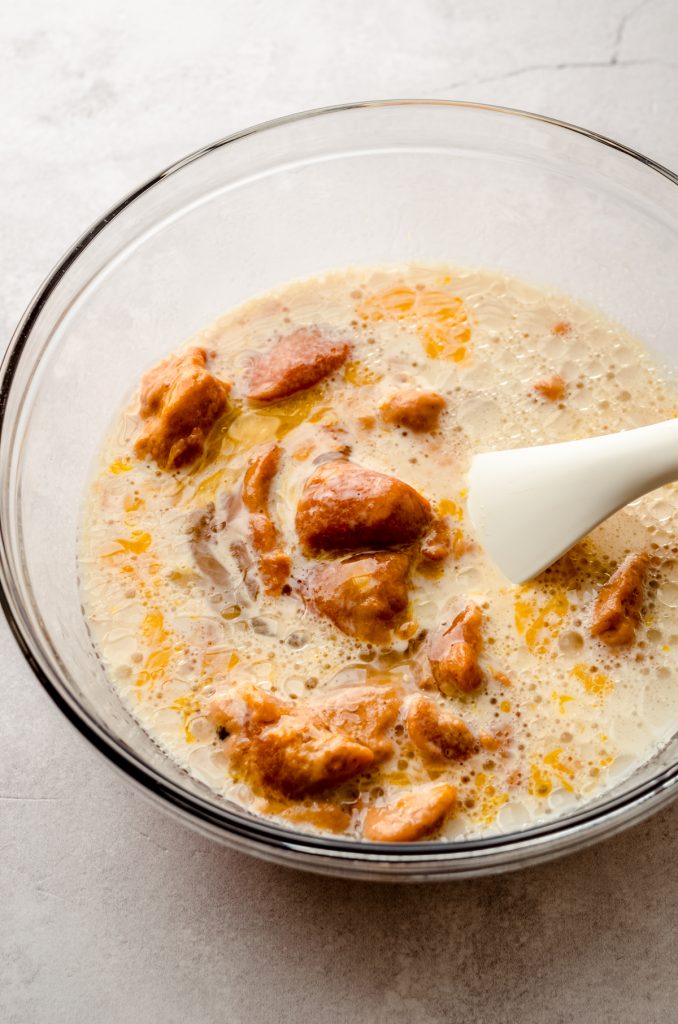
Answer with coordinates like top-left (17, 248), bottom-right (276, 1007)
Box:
top-left (79, 265), bottom-right (678, 841)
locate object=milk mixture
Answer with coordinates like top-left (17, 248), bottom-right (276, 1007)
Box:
top-left (79, 265), bottom-right (678, 841)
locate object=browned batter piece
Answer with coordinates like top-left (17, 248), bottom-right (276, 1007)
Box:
top-left (246, 327), bottom-right (351, 403)
top-left (363, 784), bottom-right (457, 842)
top-left (135, 347), bottom-right (230, 470)
top-left (381, 389), bottom-right (446, 432)
top-left (251, 716), bottom-right (374, 798)
top-left (210, 683), bottom-right (374, 798)
top-left (428, 602), bottom-right (484, 695)
top-left (319, 685), bottom-right (401, 763)
top-left (533, 374), bottom-right (567, 401)
top-left (303, 552), bottom-right (410, 644)
top-left (249, 516), bottom-right (291, 597)
top-left (296, 460), bottom-right (433, 552)
top-left (211, 680), bottom-right (282, 733)
top-left (263, 798), bottom-right (352, 835)
top-left (243, 443), bottom-right (282, 512)
top-left (419, 518), bottom-right (452, 563)
top-left (242, 444), bottom-right (291, 596)
top-left (590, 551), bottom-right (649, 646)
top-left (407, 696), bottom-right (478, 765)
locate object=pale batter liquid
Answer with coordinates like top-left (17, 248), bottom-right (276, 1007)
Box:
top-left (79, 264), bottom-right (678, 840)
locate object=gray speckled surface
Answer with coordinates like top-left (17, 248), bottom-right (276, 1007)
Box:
top-left (3, 1), bottom-right (678, 1021)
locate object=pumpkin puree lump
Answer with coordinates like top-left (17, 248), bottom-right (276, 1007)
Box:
top-left (135, 347), bottom-right (230, 470)
top-left (590, 552), bottom-right (650, 647)
top-left (533, 374), bottom-right (567, 402)
top-left (419, 518), bottom-right (453, 563)
top-left (80, 264), bottom-right (678, 843)
top-left (407, 696), bottom-right (478, 765)
top-left (427, 603), bottom-right (485, 695)
top-left (302, 551), bottom-right (411, 644)
top-left (295, 460), bottom-right (433, 552)
top-left (381, 388), bottom-right (446, 432)
top-left (363, 785), bottom-right (458, 842)
top-left (246, 326), bottom-right (351, 402)
top-left (242, 444), bottom-right (291, 596)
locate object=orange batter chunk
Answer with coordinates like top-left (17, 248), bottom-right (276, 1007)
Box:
top-left (320, 685), bottom-right (402, 763)
top-left (242, 443), bottom-right (291, 596)
top-left (210, 684), bottom-right (375, 798)
top-left (363, 784), bottom-right (457, 842)
top-left (419, 518), bottom-right (452, 563)
top-left (303, 552), bottom-right (410, 644)
top-left (428, 602), bottom-right (485, 694)
top-left (296, 460), bottom-right (433, 552)
top-left (407, 696), bottom-right (478, 764)
top-left (246, 327), bottom-right (351, 402)
top-left (533, 374), bottom-right (567, 401)
top-left (135, 347), bottom-right (230, 470)
top-left (380, 389), bottom-right (446, 432)
top-left (590, 551), bottom-right (649, 646)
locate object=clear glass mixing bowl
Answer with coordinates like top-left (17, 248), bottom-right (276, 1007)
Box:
top-left (2, 100), bottom-right (678, 881)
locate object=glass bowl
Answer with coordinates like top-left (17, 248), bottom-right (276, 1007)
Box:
top-left (2, 100), bottom-right (678, 882)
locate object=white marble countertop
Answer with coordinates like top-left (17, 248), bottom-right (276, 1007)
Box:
top-left (3, 1), bottom-right (678, 1021)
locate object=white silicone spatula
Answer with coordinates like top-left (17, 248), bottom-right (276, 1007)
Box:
top-left (467, 418), bottom-right (678, 584)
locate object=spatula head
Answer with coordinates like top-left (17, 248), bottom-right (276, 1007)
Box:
top-left (468, 420), bottom-right (678, 583)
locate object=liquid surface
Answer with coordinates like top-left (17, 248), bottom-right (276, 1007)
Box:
top-left (80, 264), bottom-right (678, 841)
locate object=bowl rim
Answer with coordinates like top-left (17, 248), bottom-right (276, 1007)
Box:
top-left (3, 97), bottom-right (678, 869)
